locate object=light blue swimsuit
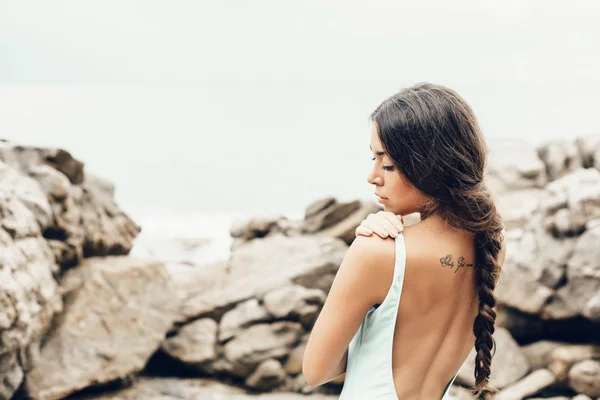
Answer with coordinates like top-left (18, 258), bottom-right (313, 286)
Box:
top-left (338, 232), bottom-right (459, 400)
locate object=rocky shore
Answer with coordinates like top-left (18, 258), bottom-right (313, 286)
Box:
top-left (1, 136), bottom-right (600, 400)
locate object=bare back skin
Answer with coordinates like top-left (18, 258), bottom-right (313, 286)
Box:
top-left (372, 222), bottom-right (483, 400)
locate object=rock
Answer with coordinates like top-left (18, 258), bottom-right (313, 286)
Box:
top-left (486, 138), bottom-right (547, 196)
top-left (24, 256), bottom-right (179, 400)
top-left (218, 298), bottom-right (270, 343)
top-left (284, 340), bottom-right (308, 376)
top-left (576, 135), bottom-right (600, 169)
top-left (66, 377), bottom-right (339, 399)
top-left (0, 191), bottom-right (61, 400)
top-left (538, 139), bottom-right (584, 182)
top-left (495, 368), bottom-right (556, 400)
top-left (161, 318), bottom-right (218, 366)
top-left (262, 284), bottom-right (326, 319)
top-left (456, 328), bottom-right (530, 389)
top-left (77, 172), bottom-right (142, 257)
top-left (245, 359), bottom-right (287, 390)
top-left (540, 168), bottom-right (600, 236)
top-left (178, 234), bottom-right (347, 322)
top-left (547, 344), bottom-right (600, 382)
top-left (0, 351), bottom-right (24, 400)
top-left (314, 200), bottom-right (383, 245)
top-left (496, 227), bottom-right (574, 315)
top-left (299, 304), bottom-right (320, 329)
top-left (495, 189), bottom-right (545, 230)
top-left (568, 360), bottom-right (600, 398)
top-left (520, 340), bottom-right (565, 371)
top-left (269, 217), bottom-right (305, 237)
top-left (305, 197), bottom-right (336, 220)
top-left (572, 395), bottom-right (594, 400)
top-left (0, 141), bottom-right (141, 268)
top-left (302, 200), bottom-right (362, 234)
top-left (223, 322), bottom-right (303, 377)
top-left (544, 227), bottom-right (600, 320)
top-left (230, 216), bottom-right (280, 240)
top-left (0, 161), bottom-right (53, 230)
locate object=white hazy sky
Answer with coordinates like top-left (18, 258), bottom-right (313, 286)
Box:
top-left (1, 1), bottom-right (599, 215)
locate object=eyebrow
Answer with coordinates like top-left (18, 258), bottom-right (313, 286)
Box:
top-left (369, 144), bottom-right (386, 156)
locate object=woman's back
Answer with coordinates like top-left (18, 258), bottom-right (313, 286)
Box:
top-left (389, 222), bottom-right (479, 400)
top-left (339, 220), bottom-right (483, 400)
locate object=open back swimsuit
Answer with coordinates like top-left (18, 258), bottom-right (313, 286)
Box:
top-left (338, 232), bottom-right (461, 400)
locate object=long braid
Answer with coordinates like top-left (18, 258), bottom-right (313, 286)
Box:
top-left (472, 216), bottom-right (503, 399)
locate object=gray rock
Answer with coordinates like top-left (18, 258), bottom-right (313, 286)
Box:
top-left (0, 192), bottom-right (61, 400)
top-left (284, 339), bottom-right (308, 375)
top-left (495, 368), bottom-right (556, 400)
top-left (541, 168), bottom-right (600, 236)
top-left (262, 284), bottom-right (326, 319)
top-left (545, 227), bottom-right (600, 320)
top-left (495, 189), bottom-right (545, 230)
top-left (67, 377), bottom-right (338, 400)
top-left (230, 216), bottom-right (280, 240)
top-left (547, 344), bottom-right (600, 382)
top-left (302, 200), bottom-right (362, 234)
top-left (568, 360), bottom-right (600, 398)
top-left (496, 227), bottom-right (574, 315)
top-left (24, 256), bottom-right (179, 400)
top-left (0, 351), bottom-right (24, 400)
top-left (520, 340), bottom-right (565, 371)
top-left (162, 318), bottom-right (218, 366)
top-left (576, 135), bottom-right (600, 169)
top-left (305, 197), bottom-right (336, 220)
top-left (179, 234), bottom-right (347, 322)
top-left (314, 200), bottom-right (383, 245)
top-left (219, 299), bottom-right (270, 343)
top-left (457, 327), bottom-right (530, 389)
top-left (223, 322), bottom-right (303, 377)
top-left (538, 139), bottom-right (584, 182)
top-left (245, 359), bottom-right (287, 390)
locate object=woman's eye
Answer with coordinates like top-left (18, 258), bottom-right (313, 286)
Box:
top-left (371, 157), bottom-right (393, 171)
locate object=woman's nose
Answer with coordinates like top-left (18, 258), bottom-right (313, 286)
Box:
top-left (367, 168), bottom-right (382, 186)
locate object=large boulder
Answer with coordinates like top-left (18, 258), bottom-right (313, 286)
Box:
top-left (0, 186), bottom-right (61, 400)
top-left (24, 256), bottom-right (179, 400)
top-left (177, 234), bottom-right (348, 322)
top-left (0, 140), bottom-right (141, 269)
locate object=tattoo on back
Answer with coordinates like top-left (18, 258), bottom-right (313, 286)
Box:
top-left (440, 254), bottom-right (475, 273)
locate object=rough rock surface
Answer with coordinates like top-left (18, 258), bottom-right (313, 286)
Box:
top-left (177, 234), bottom-right (347, 322)
top-left (24, 256), bottom-right (179, 400)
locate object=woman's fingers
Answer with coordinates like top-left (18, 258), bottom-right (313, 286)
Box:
top-left (364, 215), bottom-right (395, 238)
top-left (380, 211), bottom-right (404, 232)
top-left (355, 225), bottom-right (373, 237)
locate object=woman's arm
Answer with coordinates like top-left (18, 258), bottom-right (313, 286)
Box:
top-left (302, 235), bottom-right (391, 386)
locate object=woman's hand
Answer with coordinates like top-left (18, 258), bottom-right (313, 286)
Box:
top-left (355, 211), bottom-right (404, 239)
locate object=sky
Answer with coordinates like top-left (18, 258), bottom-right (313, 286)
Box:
top-left (0, 1), bottom-right (599, 215)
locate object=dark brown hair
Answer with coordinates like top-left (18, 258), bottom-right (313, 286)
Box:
top-left (370, 82), bottom-right (504, 399)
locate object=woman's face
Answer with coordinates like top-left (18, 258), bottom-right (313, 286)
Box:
top-left (367, 123), bottom-right (428, 215)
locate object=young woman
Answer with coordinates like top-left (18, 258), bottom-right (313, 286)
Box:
top-left (302, 82), bottom-right (506, 400)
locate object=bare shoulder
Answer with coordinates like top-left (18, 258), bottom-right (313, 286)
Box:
top-left (348, 234), bottom-right (396, 269)
top-left (347, 234), bottom-right (397, 304)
